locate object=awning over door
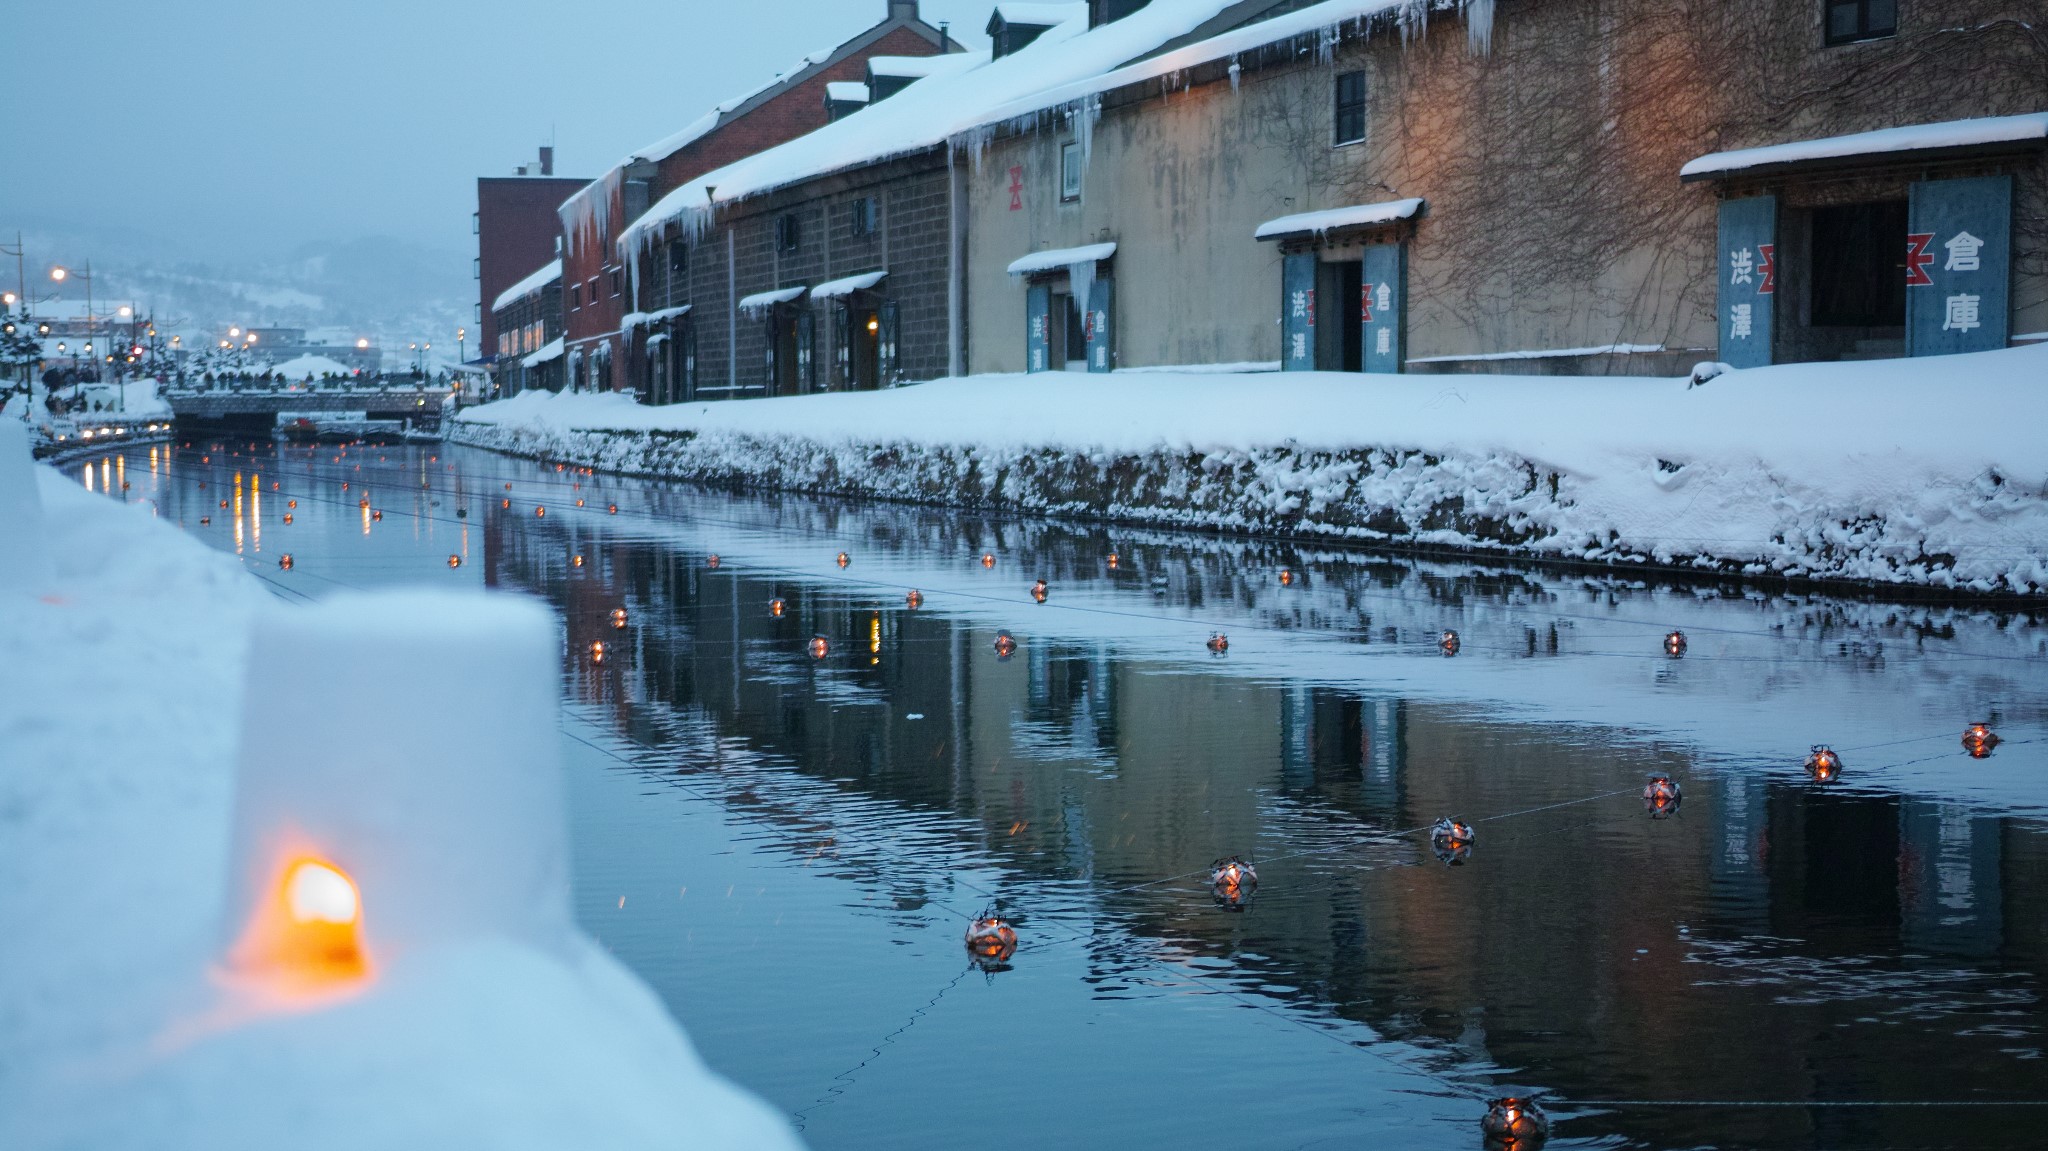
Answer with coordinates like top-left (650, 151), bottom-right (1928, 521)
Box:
top-left (1007, 242), bottom-right (1116, 277)
top-left (1680, 111), bottom-right (2048, 182)
top-left (811, 270), bottom-right (887, 299)
top-left (1255, 197), bottom-right (1425, 242)
top-left (737, 286), bottom-right (806, 314)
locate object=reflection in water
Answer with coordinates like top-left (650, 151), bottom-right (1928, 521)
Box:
top-left (98, 439), bottom-right (2048, 1150)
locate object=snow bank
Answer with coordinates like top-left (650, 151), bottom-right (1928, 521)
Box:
top-left (0, 456), bottom-right (803, 1148)
top-left (270, 353), bottom-right (355, 379)
top-left (454, 344), bottom-right (2048, 595)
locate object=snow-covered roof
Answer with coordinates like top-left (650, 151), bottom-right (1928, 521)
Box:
top-left (621, 0), bottom-right (1272, 254)
top-left (810, 270), bottom-right (888, 299)
top-left (1254, 197), bottom-right (1425, 240)
top-left (491, 259), bottom-right (561, 313)
top-left (1007, 242), bottom-right (1117, 277)
top-left (737, 286), bottom-right (807, 314)
top-left (272, 353), bottom-right (355, 378)
top-left (825, 82), bottom-right (870, 104)
top-left (1680, 111), bottom-right (2048, 180)
top-left (521, 337), bottom-right (563, 368)
top-left (991, 2), bottom-right (1087, 27)
top-left (975, 0), bottom-right (1441, 129)
top-left (865, 54), bottom-right (958, 79)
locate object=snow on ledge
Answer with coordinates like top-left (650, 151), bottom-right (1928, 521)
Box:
top-left (1255, 198), bottom-right (1425, 241)
top-left (737, 286), bottom-right (807, 314)
top-left (622, 305), bottom-right (692, 330)
top-left (1007, 242), bottom-right (1116, 277)
top-left (1409, 342), bottom-right (1667, 364)
top-left (492, 259), bottom-right (562, 313)
top-left (520, 337), bottom-right (564, 368)
top-left (825, 81), bottom-right (869, 103)
top-left (1680, 111), bottom-right (2048, 180)
top-left (811, 270), bottom-right (888, 299)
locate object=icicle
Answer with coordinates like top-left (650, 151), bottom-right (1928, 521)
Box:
top-left (1228, 57), bottom-right (1241, 92)
top-left (1463, 0), bottom-right (1495, 53)
top-left (1067, 257), bottom-right (1095, 319)
top-left (1316, 24), bottom-right (1339, 64)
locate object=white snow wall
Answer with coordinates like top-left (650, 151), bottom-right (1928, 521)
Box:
top-left (449, 420), bottom-right (2048, 598)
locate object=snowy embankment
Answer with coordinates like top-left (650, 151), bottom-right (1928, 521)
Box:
top-left (0, 427), bottom-right (800, 1149)
top-left (455, 345), bottom-right (2048, 596)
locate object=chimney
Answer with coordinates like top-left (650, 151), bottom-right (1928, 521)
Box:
top-left (888, 0), bottom-right (917, 22)
top-left (538, 146), bottom-right (554, 176)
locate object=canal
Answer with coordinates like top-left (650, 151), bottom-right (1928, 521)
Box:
top-left (78, 437), bottom-right (2048, 1149)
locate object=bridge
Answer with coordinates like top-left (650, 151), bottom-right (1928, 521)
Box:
top-left (166, 383), bottom-right (456, 430)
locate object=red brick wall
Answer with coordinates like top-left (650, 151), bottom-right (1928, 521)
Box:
top-left (476, 176), bottom-right (584, 357)
top-left (565, 22), bottom-right (949, 392)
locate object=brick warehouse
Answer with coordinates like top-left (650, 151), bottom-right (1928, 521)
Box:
top-left (473, 146), bottom-right (583, 367)
top-left (554, 0), bottom-right (957, 396)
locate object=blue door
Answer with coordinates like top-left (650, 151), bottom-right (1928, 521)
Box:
top-left (1361, 243), bottom-right (1404, 373)
top-left (1907, 175), bottom-right (2012, 356)
top-left (1085, 278), bottom-right (1114, 373)
top-left (1282, 251), bottom-right (1316, 371)
top-left (1026, 282), bottom-right (1051, 373)
top-left (1716, 196), bottom-right (1777, 369)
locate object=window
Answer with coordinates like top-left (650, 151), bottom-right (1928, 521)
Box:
top-left (776, 213), bottom-right (801, 253)
top-left (472, 211), bottom-right (480, 235)
top-left (587, 278), bottom-right (599, 305)
top-left (610, 268), bottom-right (622, 297)
top-left (1810, 201), bottom-right (1906, 326)
top-left (850, 197), bottom-right (877, 237)
top-left (472, 256), bottom-right (480, 280)
top-left (1824, 0), bottom-right (1895, 45)
top-left (1334, 70), bottom-right (1366, 146)
top-left (667, 240), bottom-right (688, 282)
top-left (570, 282), bottom-right (581, 309)
top-left (1060, 141), bottom-right (1081, 203)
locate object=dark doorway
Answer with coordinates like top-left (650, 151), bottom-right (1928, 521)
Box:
top-left (848, 303), bottom-right (880, 390)
top-left (1811, 201), bottom-right (1906, 327)
top-left (1051, 290), bottom-right (1087, 371)
top-left (1314, 259), bottom-right (1364, 371)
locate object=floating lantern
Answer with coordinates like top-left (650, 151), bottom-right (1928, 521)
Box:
top-left (964, 911), bottom-right (1018, 968)
top-left (1664, 630), bottom-right (1687, 657)
top-left (218, 498), bottom-right (228, 509)
top-left (1481, 1097), bottom-right (1550, 1148)
top-left (1440, 630), bottom-right (1461, 657)
top-left (575, 499), bottom-right (584, 507)
top-left (836, 551), bottom-right (850, 568)
top-left (534, 506), bottom-right (545, 518)
top-left (706, 554), bottom-right (721, 568)
top-left (808, 635), bottom-right (830, 660)
top-left (906, 589), bottom-right (923, 609)
top-left (1642, 774), bottom-right (1682, 819)
top-left (1207, 633), bottom-right (1229, 655)
top-left (282, 513), bottom-right (293, 525)
top-left (572, 555), bottom-right (584, 568)
top-left (589, 641), bottom-right (606, 664)
top-left (1210, 856), bottom-right (1258, 909)
top-left (358, 497), bottom-right (370, 509)
top-left (1107, 552), bottom-right (1119, 569)
top-left (1962, 723), bottom-right (2001, 758)
top-left (609, 607), bottom-right (628, 629)
top-left (501, 498), bottom-right (510, 509)
top-left (1031, 579), bottom-right (1048, 603)
top-left (341, 482), bottom-right (348, 491)
top-left (1279, 569), bottom-right (1293, 586)
top-left (992, 631), bottom-right (1017, 660)
top-left (199, 516), bottom-right (210, 526)
top-left (769, 597), bottom-right (786, 618)
top-left (1430, 817), bottom-right (1475, 866)
top-left (608, 504), bottom-right (617, 515)
top-left (278, 554), bottom-right (294, 570)
top-left (288, 499), bottom-right (296, 508)
top-left (1804, 745), bottom-right (1842, 783)
top-left (447, 555), bottom-right (461, 569)
top-left (981, 552), bottom-right (996, 569)
top-left (504, 482), bottom-right (512, 490)
top-left (371, 510), bottom-right (382, 522)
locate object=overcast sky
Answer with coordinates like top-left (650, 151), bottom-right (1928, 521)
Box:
top-left (5, 0), bottom-right (993, 266)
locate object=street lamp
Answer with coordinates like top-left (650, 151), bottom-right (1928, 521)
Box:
top-left (51, 260), bottom-right (121, 413)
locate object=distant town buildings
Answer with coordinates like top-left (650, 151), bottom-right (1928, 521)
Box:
top-left (475, 0), bottom-right (2047, 400)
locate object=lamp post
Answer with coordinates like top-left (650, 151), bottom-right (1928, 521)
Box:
top-left (50, 261), bottom-right (117, 413)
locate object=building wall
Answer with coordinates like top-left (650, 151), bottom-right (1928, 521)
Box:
top-left (643, 153), bottom-right (954, 399)
top-left (968, 0), bottom-right (2046, 377)
top-left (490, 282), bottom-right (564, 395)
top-left (475, 176), bottom-right (584, 358)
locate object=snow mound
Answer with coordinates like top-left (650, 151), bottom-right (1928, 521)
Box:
top-left (0, 486), bottom-right (803, 1149)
